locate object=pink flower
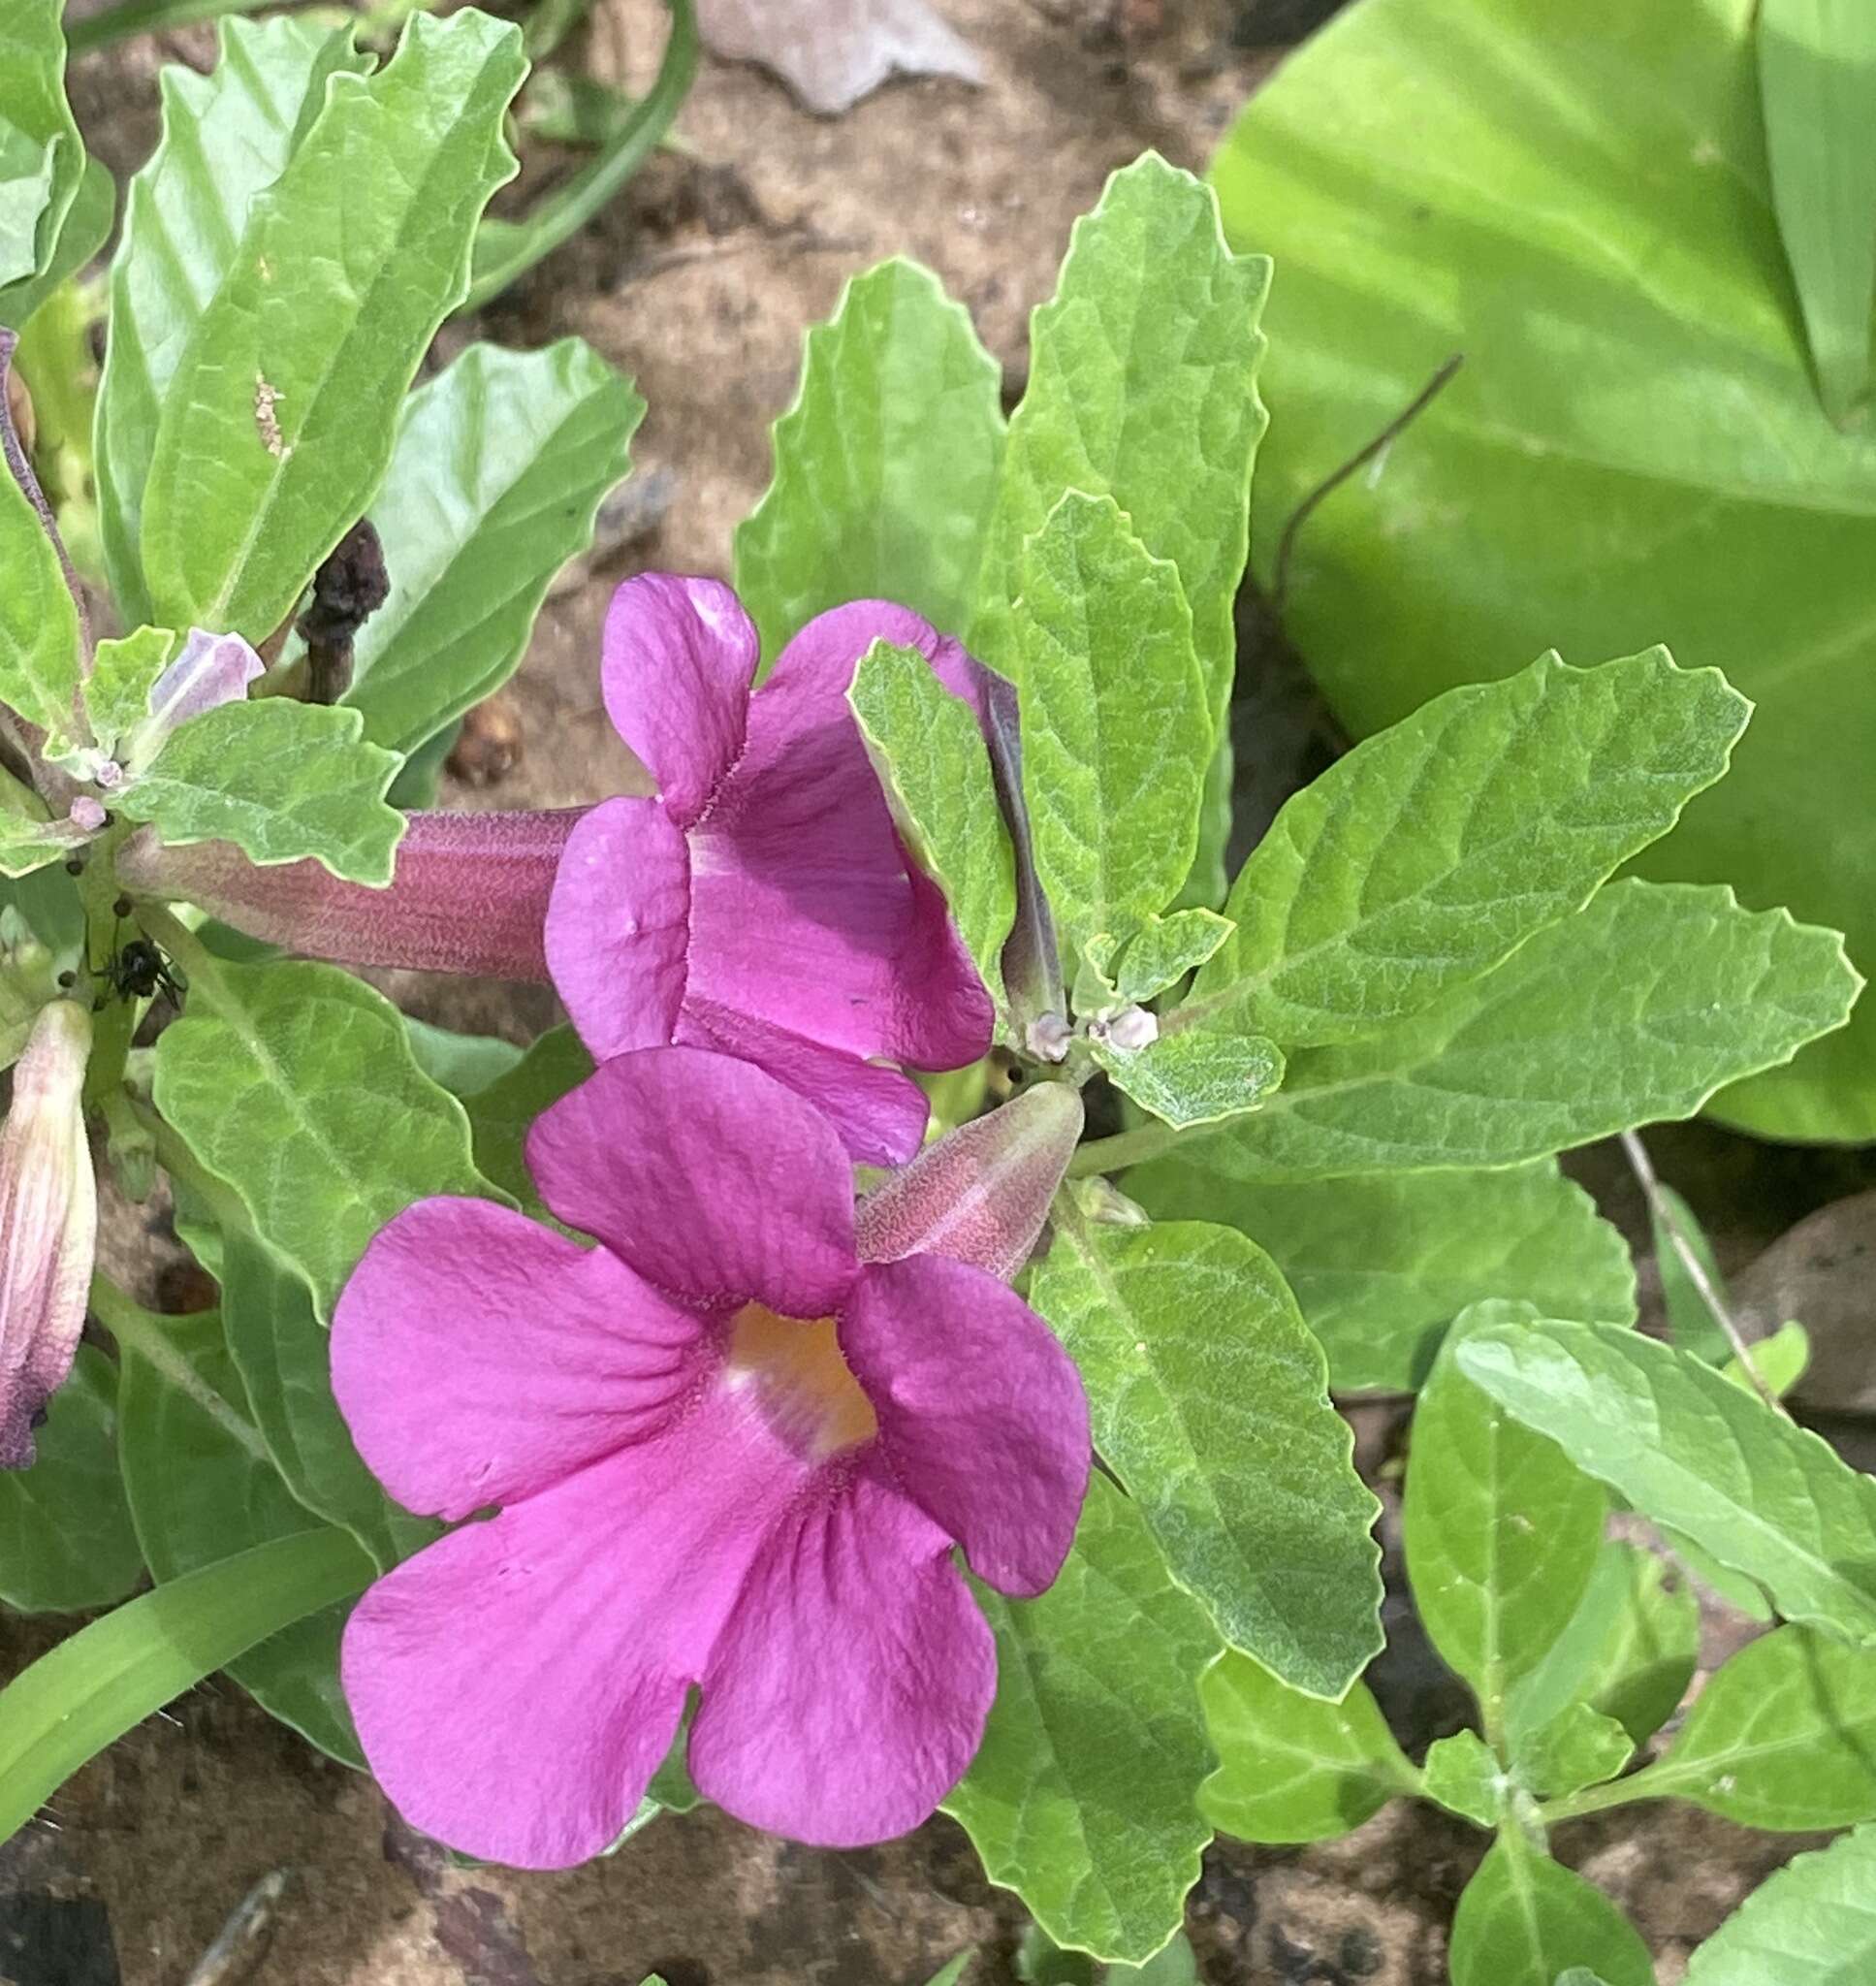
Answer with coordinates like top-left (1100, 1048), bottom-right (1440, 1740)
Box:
top-left (0, 1001), bottom-right (96, 1469)
top-left (545, 576), bottom-right (996, 1165)
top-left (333, 1047), bottom-right (1089, 1870)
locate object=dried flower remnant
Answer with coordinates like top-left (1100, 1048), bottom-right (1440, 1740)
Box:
top-left (333, 1048), bottom-right (1089, 1869)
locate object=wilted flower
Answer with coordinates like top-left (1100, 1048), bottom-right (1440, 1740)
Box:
top-left (333, 1047), bottom-right (1089, 1869)
top-left (0, 1000), bottom-right (96, 1468)
top-left (544, 576), bottom-right (996, 1164)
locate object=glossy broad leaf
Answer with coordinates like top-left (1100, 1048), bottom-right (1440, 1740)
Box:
top-left (1457, 1319), bottom-right (1876, 1646)
top-left (219, 1229), bottom-right (433, 1573)
top-left (0, 1348), bottom-right (143, 1614)
top-left (736, 258), bottom-right (1005, 657)
top-left (1758, 0), bottom-right (1876, 423)
top-left (1509, 1703), bottom-right (1634, 1804)
top-left (1016, 493), bottom-right (1210, 961)
top-left (1200, 1650), bottom-right (1414, 1843)
top-left (944, 1475), bottom-right (1219, 1966)
top-left (1403, 1304), bottom-right (1607, 1736)
top-left (1447, 1833), bottom-right (1652, 1986)
top-left (115, 699), bottom-right (405, 882)
top-left (1180, 881), bottom-right (1860, 1184)
top-left (343, 338), bottom-right (643, 756)
top-left (1210, 0), bottom-right (1876, 1139)
top-left (1033, 1215), bottom-right (1380, 1697)
top-left (970, 152), bottom-right (1268, 900)
top-left (1129, 1158), bottom-right (1635, 1393)
top-left (94, 15), bottom-right (371, 624)
top-left (1505, 1540), bottom-right (1700, 1755)
top-left (1639, 1626), bottom-right (1876, 1829)
top-left (1682, 1824), bottom-right (1876, 1985)
top-left (0, 1525), bottom-right (370, 1842)
top-left (116, 1312), bottom-right (374, 1763)
top-left (151, 957), bottom-right (500, 1321)
top-left (848, 639), bottom-right (1015, 1007)
top-left (1178, 649), bottom-right (1746, 1050)
top-left (140, 10), bottom-right (525, 641)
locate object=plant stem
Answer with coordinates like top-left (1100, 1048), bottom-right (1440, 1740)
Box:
top-left (1620, 1129), bottom-right (1784, 1414)
top-left (1065, 1123), bottom-right (1184, 1178)
top-left (87, 1273), bottom-right (270, 1460)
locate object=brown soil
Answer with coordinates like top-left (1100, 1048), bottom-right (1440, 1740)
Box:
top-left (9, 3), bottom-right (1876, 1982)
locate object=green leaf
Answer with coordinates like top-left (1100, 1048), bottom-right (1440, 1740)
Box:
top-left (1509, 1703), bottom-right (1634, 1804)
top-left (0, 1349), bottom-right (143, 1614)
top-left (1107, 1935), bottom-right (1198, 1986)
top-left (943, 1475), bottom-right (1219, 1966)
top-left (219, 1228), bottom-right (434, 1573)
top-left (3, 153), bottom-right (112, 336)
top-left (1727, 1321), bottom-right (1811, 1398)
top-left (1682, 1824), bottom-right (1876, 1984)
top-left (1651, 1183), bottom-right (1733, 1364)
top-left (115, 699), bottom-right (405, 882)
top-left (342, 338), bottom-right (644, 756)
top-left (0, 0), bottom-right (81, 317)
top-left (1180, 881), bottom-right (1861, 1184)
top-left (923, 1958), bottom-right (975, 1986)
top-left (1129, 1159), bottom-right (1636, 1393)
top-left (1403, 1305), bottom-right (1607, 1737)
top-left (1421, 1728), bottom-right (1505, 1829)
top-left (1447, 1833), bottom-right (1653, 1986)
top-left (1759, 0), bottom-right (1876, 423)
top-left (79, 626), bottom-right (174, 761)
top-left (0, 414), bottom-right (80, 739)
top-left (1016, 493), bottom-right (1210, 960)
top-left (94, 15), bottom-right (372, 624)
top-left (1016, 1929), bottom-right (1094, 1986)
top-left (1084, 911), bottom-right (1232, 1009)
top-left (1208, 0), bottom-right (1876, 1139)
top-left (152, 956), bottom-right (501, 1321)
top-left (140, 9), bottom-right (526, 641)
top-left (736, 258), bottom-right (1006, 658)
top-left (1456, 1319), bottom-right (1876, 1647)
top-left (1505, 1541), bottom-right (1700, 1755)
top-left (1032, 1214), bottom-right (1381, 1698)
top-left (1200, 1650), bottom-right (1415, 1843)
top-left (0, 1524), bottom-right (370, 1842)
top-left (117, 1310), bottom-right (373, 1765)
top-left (403, 1017), bottom-right (524, 1098)
top-left (1638, 1626), bottom-right (1876, 1830)
top-left (462, 1023), bottom-right (594, 1208)
top-left (971, 152), bottom-right (1268, 901)
top-left (1088, 1026), bottom-right (1283, 1133)
top-left (848, 639), bottom-right (1015, 1008)
top-left (1181, 649), bottom-right (1747, 1051)
top-left (461, 0), bottom-right (696, 315)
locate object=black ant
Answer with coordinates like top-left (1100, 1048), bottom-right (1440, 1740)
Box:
top-left (81, 898), bottom-right (188, 1010)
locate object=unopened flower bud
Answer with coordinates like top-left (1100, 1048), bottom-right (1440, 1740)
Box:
top-left (0, 1000), bottom-right (96, 1468)
top-left (855, 1079), bottom-right (1084, 1284)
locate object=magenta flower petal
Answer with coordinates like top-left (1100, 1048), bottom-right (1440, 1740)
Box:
top-left (687, 1464), bottom-right (996, 1846)
top-left (342, 1386), bottom-right (810, 1871)
top-left (545, 795), bottom-right (690, 1058)
top-left (684, 600), bottom-right (994, 1073)
top-left (600, 574), bottom-right (754, 827)
top-left (843, 1255), bottom-right (1090, 1596)
top-left (333, 1198), bottom-right (707, 1522)
top-left (525, 1047), bottom-right (857, 1317)
top-left (678, 995), bottom-right (929, 1167)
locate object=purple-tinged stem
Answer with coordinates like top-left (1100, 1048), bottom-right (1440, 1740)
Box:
top-left (118, 808), bottom-right (584, 981)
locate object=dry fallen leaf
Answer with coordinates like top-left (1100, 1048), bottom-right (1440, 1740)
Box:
top-left (695, 0), bottom-right (983, 114)
top-left (1732, 1186), bottom-right (1876, 1413)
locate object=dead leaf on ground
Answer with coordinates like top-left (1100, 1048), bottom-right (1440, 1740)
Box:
top-left (1731, 1186), bottom-right (1876, 1413)
top-left (695, 0), bottom-right (982, 114)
